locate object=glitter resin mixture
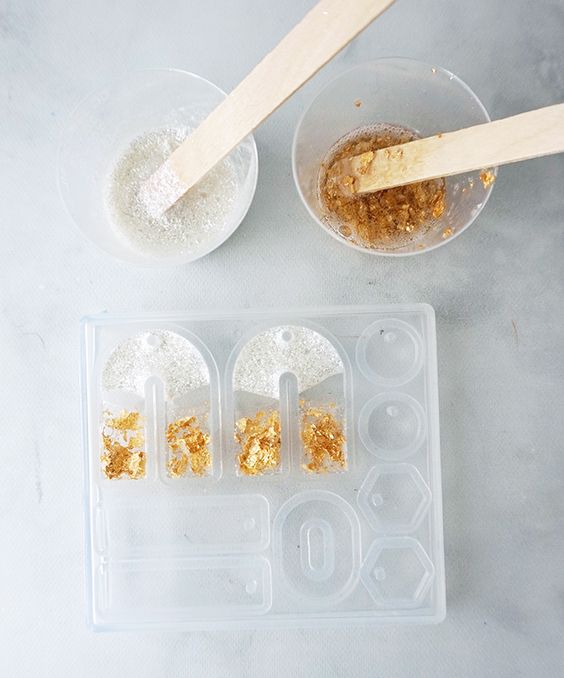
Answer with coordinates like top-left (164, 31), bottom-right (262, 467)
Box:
top-left (319, 123), bottom-right (446, 250)
top-left (107, 127), bottom-right (239, 258)
top-left (102, 329), bottom-right (209, 400)
top-left (233, 325), bottom-right (344, 399)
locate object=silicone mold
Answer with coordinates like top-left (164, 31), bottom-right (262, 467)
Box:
top-left (81, 304), bottom-right (444, 630)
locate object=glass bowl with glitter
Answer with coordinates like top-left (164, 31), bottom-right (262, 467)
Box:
top-left (292, 58), bottom-right (496, 256)
top-left (58, 69), bottom-right (258, 266)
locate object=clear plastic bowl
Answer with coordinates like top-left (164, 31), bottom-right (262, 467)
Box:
top-left (58, 69), bottom-right (258, 266)
top-left (292, 58), bottom-right (496, 255)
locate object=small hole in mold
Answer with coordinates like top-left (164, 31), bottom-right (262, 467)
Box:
top-left (386, 405), bottom-right (399, 418)
top-left (384, 332), bottom-right (397, 344)
top-left (373, 567), bottom-right (386, 581)
top-left (243, 518), bottom-right (256, 532)
top-left (371, 493), bottom-right (384, 507)
top-left (145, 333), bottom-right (161, 348)
top-left (281, 330), bottom-right (293, 342)
top-left (245, 580), bottom-right (257, 595)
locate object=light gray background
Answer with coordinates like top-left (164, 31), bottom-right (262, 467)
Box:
top-left (1, 0), bottom-right (563, 675)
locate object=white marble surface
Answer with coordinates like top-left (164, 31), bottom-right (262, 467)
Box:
top-left (2, 0), bottom-right (564, 675)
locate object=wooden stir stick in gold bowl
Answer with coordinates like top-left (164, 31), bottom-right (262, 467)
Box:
top-left (142, 0), bottom-right (397, 215)
top-left (333, 104), bottom-right (564, 194)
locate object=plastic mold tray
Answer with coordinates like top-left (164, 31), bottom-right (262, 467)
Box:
top-left (81, 305), bottom-right (445, 630)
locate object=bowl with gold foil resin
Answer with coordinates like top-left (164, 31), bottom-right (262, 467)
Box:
top-left (292, 58), bottom-right (496, 255)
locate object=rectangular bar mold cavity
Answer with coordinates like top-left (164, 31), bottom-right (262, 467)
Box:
top-left (102, 495), bottom-right (270, 557)
top-left (96, 556), bottom-right (272, 623)
top-left (81, 304), bottom-right (444, 630)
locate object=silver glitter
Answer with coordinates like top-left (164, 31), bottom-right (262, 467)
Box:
top-left (233, 326), bottom-right (344, 399)
top-left (106, 127), bottom-right (238, 258)
top-left (139, 159), bottom-right (187, 219)
top-left (102, 330), bottom-right (209, 400)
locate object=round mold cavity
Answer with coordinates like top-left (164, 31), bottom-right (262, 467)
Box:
top-left (359, 393), bottom-right (426, 460)
top-left (356, 319), bottom-right (423, 386)
top-left (273, 490), bottom-right (360, 606)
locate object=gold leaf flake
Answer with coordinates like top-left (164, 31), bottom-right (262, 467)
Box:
top-left (235, 410), bottom-right (281, 476)
top-left (166, 415), bottom-right (211, 477)
top-left (301, 405), bottom-right (346, 473)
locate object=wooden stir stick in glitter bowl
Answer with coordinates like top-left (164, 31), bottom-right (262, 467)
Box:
top-left (141, 0), bottom-right (397, 215)
top-left (332, 104), bottom-right (564, 194)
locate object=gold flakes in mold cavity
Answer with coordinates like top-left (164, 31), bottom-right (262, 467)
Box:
top-left (301, 405), bottom-right (346, 473)
top-left (101, 410), bottom-right (146, 479)
top-left (236, 410), bottom-right (281, 476)
top-left (479, 169), bottom-right (496, 188)
top-left (166, 416), bottom-right (211, 477)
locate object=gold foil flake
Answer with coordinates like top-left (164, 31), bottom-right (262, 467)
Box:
top-left (480, 169), bottom-right (496, 188)
top-left (128, 432), bottom-right (144, 449)
top-left (106, 410), bottom-right (141, 431)
top-left (340, 174), bottom-right (356, 196)
top-left (236, 410), bottom-right (281, 476)
top-left (166, 416), bottom-right (211, 477)
top-left (101, 409), bottom-right (146, 479)
top-left (357, 151), bottom-right (375, 175)
top-left (432, 190), bottom-right (446, 218)
top-left (301, 406), bottom-right (346, 473)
